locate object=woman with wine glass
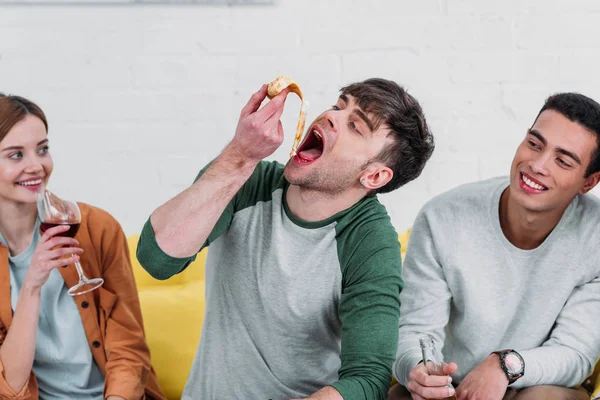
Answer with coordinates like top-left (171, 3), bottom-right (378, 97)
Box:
top-left (0, 94), bottom-right (165, 399)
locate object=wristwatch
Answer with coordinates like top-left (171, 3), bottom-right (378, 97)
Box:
top-left (492, 349), bottom-right (524, 384)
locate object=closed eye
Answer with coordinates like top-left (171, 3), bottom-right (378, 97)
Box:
top-left (557, 157), bottom-right (572, 168)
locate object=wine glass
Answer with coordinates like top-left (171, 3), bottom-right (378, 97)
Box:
top-left (36, 189), bottom-right (104, 296)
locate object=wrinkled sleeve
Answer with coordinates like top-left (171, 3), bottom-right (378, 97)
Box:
top-left (98, 214), bottom-right (154, 400)
top-left (513, 275), bottom-right (600, 389)
top-left (0, 356), bottom-right (35, 399)
top-left (393, 210), bottom-right (452, 386)
top-left (591, 362), bottom-right (600, 399)
top-left (137, 160), bottom-right (284, 280)
top-left (331, 228), bottom-right (403, 400)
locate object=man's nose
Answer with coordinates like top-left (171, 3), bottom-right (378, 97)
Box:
top-left (324, 111), bottom-right (338, 132)
top-left (529, 154), bottom-right (550, 176)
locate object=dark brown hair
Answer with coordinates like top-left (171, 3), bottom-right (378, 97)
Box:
top-left (341, 78), bottom-right (435, 195)
top-left (0, 94), bottom-right (48, 143)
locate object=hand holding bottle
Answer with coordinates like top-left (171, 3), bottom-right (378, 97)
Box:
top-left (407, 361), bottom-right (457, 400)
top-left (405, 335), bottom-right (457, 400)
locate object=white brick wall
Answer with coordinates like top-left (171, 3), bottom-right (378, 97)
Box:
top-left (1, 0), bottom-right (599, 234)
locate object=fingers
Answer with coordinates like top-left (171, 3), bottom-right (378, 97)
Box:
top-left (264, 92), bottom-right (288, 125)
top-left (411, 367), bottom-right (453, 388)
top-left (45, 254), bottom-right (81, 270)
top-left (256, 88), bottom-right (289, 123)
top-left (231, 85), bottom-right (291, 162)
top-left (276, 120), bottom-right (284, 143)
top-left (418, 373), bottom-right (453, 388)
top-left (43, 236), bottom-right (80, 250)
top-left (35, 235), bottom-right (82, 268)
top-left (442, 362), bottom-right (458, 376)
top-left (407, 380), bottom-right (455, 400)
top-left (408, 364), bottom-right (456, 399)
top-left (47, 246), bottom-right (84, 260)
top-left (35, 244), bottom-right (83, 269)
top-left (240, 85), bottom-right (268, 119)
top-left (40, 224), bottom-right (71, 242)
top-left (32, 251), bottom-right (80, 275)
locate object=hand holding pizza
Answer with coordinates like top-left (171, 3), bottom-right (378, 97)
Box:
top-left (230, 84), bottom-right (289, 163)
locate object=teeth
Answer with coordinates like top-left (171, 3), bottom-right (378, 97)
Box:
top-left (522, 174), bottom-right (546, 191)
top-left (18, 179), bottom-right (42, 186)
top-left (313, 130), bottom-right (322, 140)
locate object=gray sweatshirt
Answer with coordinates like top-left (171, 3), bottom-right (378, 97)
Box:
top-left (393, 177), bottom-right (600, 389)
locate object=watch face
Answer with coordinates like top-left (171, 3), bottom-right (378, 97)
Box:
top-left (504, 353), bottom-right (523, 374)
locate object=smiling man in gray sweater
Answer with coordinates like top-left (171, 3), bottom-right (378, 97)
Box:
top-left (390, 93), bottom-right (600, 400)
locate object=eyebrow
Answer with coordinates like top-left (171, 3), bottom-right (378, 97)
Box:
top-left (528, 129), bottom-right (582, 165)
top-left (339, 94), bottom-right (375, 132)
top-left (1, 139), bottom-right (49, 152)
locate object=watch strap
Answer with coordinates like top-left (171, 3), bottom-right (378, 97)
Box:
top-left (492, 349), bottom-right (524, 384)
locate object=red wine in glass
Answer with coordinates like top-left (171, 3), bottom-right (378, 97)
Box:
top-left (37, 188), bottom-right (104, 296)
top-left (40, 222), bottom-right (81, 238)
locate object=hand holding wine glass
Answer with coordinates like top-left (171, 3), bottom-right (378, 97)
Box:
top-left (24, 225), bottom-right (83, 291)
top-left (36, 189), bottom-right (104, 295)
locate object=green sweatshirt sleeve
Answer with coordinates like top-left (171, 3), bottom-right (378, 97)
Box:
top-left (136, 160), bottom-right (285, 280)
top-left (332, 216), bottom-right (403, 400)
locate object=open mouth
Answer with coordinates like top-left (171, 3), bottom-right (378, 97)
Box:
top-left (520, 172), bottom-right (548, 192)
top-left (295, 127), bottom-right (324, 164)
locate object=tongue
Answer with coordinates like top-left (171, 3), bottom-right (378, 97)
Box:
top-left (298, 148), bottom-right (322, 161)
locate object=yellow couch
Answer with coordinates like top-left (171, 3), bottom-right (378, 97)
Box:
top-left (127, 231), bottom-right (600, 400)
top-left (592, 365), bottom-right (600, 399)
top-left (127, 235), bottom-right (206, 400)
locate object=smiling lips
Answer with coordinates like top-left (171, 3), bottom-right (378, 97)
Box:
top-left (520, 172), bottom-right (548, 193)
top-left (295, 128), bottom-right (324, 164)
top-left (16, 178), bottom-right (43, 191)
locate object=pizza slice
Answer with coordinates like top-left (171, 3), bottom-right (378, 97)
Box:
top-left (267, 75), bottom-right (307, 157)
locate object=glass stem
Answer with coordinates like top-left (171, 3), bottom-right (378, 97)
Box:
top-left (73, 257), bottom-right (86, 281)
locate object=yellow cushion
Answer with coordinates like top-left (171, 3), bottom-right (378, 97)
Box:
top-left (391, 229), bottom-right (411, 387)
top-left (127, 235), bottom-right (206, 287)
top-left (128, 235), bottom-right (206, 400)
top-left (398, 228), bottom-right (411, 262)
top-left (137, 283), bottom-right (204, 399)
top-left (592, 362), bottom-right (600, 399)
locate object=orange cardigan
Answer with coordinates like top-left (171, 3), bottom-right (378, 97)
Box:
top-left (0, 203), bottom-right (165, 400)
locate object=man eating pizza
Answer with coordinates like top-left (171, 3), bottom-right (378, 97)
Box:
top-left (136, 77), bottom-right (435, 400)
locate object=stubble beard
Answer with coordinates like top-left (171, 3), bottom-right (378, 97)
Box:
top-left (284, 161), bottom-right (360, 196)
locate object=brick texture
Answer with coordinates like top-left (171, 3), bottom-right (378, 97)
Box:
top-left (0, 0), bottom-right (599, 234)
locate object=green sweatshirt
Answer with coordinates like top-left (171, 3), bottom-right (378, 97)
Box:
top-left (137, 161), bottom-right (403, 400)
